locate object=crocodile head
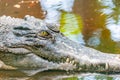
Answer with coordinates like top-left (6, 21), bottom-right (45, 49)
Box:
top-left (0, 15), bottom-right (82, 71)
top-left (1, 16), bottom-right (120, 74)
top-left (0, 16), bottom-right (81, 57)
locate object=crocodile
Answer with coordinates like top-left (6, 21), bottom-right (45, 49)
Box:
top-left (0, 15), bottom-right (120, 75)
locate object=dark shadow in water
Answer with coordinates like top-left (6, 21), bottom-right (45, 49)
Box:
top-left (0, 70), bottom-right (120, 80)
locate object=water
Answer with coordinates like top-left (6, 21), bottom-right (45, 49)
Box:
top-left (1, 0), bottom-right (120, 54)
top-left (1, 0), bottom-right (120, 80)
top-left (73, 0), bottom-right (120, 54)
top-left (39, 0), bottom-right (74, 25)
top-left (0, 0), bottom-right (44, 18)
top-left (0, 70), bottom-right (120, 80)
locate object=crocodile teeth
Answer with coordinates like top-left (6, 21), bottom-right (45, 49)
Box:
top-left (78, 67), bottom-right (82, 70)
top-left (70, 61), bottom-right (72, 64)
top-left (105, 63), bottom-right (109, 70)
top-left (66, 58), bottom-right (70, 63)
top-left (74, 64), bottom-right (77, 67)
top-left (71, 60), bottom-right (75, 64)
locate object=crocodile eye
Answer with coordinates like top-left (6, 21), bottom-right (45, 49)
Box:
top-left (38, 30), bottom-right (49, 37)
top-left (37, 30), bottom-right (52, 39)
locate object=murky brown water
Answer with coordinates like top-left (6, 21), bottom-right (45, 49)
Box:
top-left (0, 0), bottom-right (43, 18)
top-left (73, 0), bottom-right (120, 54)
top-left (1, 0), bottom-right (120, 80)
top-left (1, 0), bottom-right (120, 54)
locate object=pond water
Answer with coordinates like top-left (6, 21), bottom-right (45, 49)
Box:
top-left (1, 0), bottom-right (120, 80)
top-left (0, 70), bottom-right (120, 80)
top-left (1, 0), bottom-right (120, 54)
top-left (72, 0), bottom-right (120, 54)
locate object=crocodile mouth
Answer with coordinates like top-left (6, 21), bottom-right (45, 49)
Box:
top-left (2, 43), bottom-right (79, 71)
top-left (5, 32), bottom-right (80, 68)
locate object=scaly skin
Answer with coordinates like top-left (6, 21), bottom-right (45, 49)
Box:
top-left (0, 15), bottom-right (120, 74)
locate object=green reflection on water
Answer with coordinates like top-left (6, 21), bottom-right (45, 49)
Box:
top-left (59, 75), bottom-right (115, 80)
top-left (60, 12), bottom-right (84, 44)
top-left (60, 12), bottom-right (83, 35)
top-left (62, 77), bottom-right (77, 80)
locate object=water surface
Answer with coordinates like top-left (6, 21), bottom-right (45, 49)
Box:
top-left (1, 0), bottom-right (120, 80)
top-left (1, 0), bottom-right (120, 54)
